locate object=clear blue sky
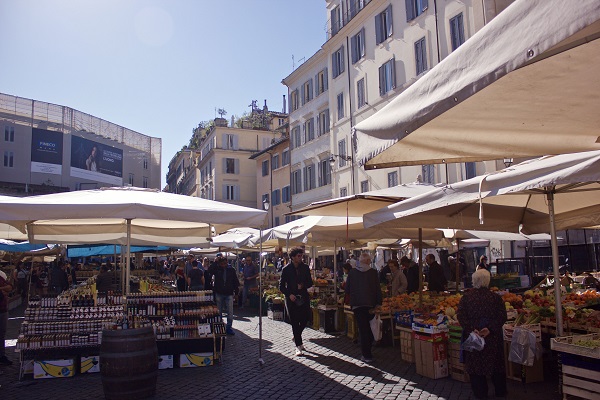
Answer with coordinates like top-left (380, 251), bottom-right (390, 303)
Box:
top-left (0, 0), bottom-right (327, 188)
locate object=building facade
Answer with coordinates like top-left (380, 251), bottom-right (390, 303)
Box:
top-left (167, 106), bottom-right (287, 212)
top-left (283, 0), bottom-right (515, 212)
top-left (250, 136), bottom-right (292, 228)
top-left (0, 93), bottom-right (161, 195)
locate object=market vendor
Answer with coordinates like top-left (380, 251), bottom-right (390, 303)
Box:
top-left (95, 265), bottom-right (113, 293)
top-left (400, 256), bottom-right (419, 294)
top-left (389, 259), bottom-right (407, 295)
top-left (582, 272), bottom-right (600, 290)
top-left (425, 254), bottom-right (447, 292)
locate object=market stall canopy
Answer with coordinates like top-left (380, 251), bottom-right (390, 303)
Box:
top-left (0, 187), bottom-right (268, 233)
top-left (25, 218), bottom-right (212, 247)
top-left (0, 239), bottom-right (48, 252)
top-left (441, 229), bottom-right (551, 242)
top-left (354, 0), bottom-right (600, 169)
top-left (288, 182), bottom-right (440, 217)
top-left (363, 151), bottom-right (600, 234)
top-left (66, 244), bottom-right (172, 258)
top-left (0, 222), bottom-right (27, 241)
top-left (209, 228), bottom-right (262, 249)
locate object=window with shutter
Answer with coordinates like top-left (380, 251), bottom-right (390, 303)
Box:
top-left (375, 5), bottom-right (393, 44)
top-left (357, 78), bottom-right (366, 108)
top-left (406, 0), bottom-right (428, 21)
top-left (450, 13), bottom-right (465, 51)
top-left (415, 37), bottom-right (428, 75)
top-left (337, 93), bottom-right (344, 120)
top-left (379, 58), bottom-right (396, 96)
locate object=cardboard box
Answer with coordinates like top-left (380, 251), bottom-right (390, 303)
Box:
top-left (34, 359), bottom-right (75, 379)
top-left (179, 352), bottom-right (214, 368)
top-left (414, 340), bottom-right (448, 379)
top-left (80, 356), bottom-right (100, 374)
top-left (413, 331), bottom-right (448, 342)
top-left (158, 354), bottom-right (174, 370)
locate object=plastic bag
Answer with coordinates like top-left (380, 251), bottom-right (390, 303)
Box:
top-left (508, 327), bottom-right (540, 366)
top-left (462, 331), bottom-right (485, 352)
top-left (370, 315), bottom-right (383, 341)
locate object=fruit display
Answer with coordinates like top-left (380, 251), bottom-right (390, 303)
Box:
top-left (381, 294), bottom-right (415, 314)
top-left (573, 339), bottom-right (600, 348)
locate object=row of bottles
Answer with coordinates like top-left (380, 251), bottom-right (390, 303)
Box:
top-left (15, 332), bottom-right (101, 350)
top-left (127, 290), bottom-right (213, 304)
top-left (24, 305), bottom-right (124, 322)
top-left (28, 291), bottom-right (124, 308)
top-left (127, 303), bottom-right (219, 318)
top-left (20, 320), bottom-right (109, 335)
top-left (103, 316), bottom-right (151, 330)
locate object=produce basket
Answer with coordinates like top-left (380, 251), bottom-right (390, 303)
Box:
top-left (550, 333), bottom-right (600, 359)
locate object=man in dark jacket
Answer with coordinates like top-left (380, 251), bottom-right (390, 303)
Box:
top-left (346, 252), bottom-right (382, 363)
top-left (279, 247), bottom-right (313, 356)
top-left (50, 261), bottom-right (69, 295)
top-left (211, 256), bottom-right (239, 335)
top-left (401, 256), bottom-right (420, 294)
top-left (426, 254), bottom-right (447, 292)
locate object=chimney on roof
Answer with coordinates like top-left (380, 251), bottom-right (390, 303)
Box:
top-left (282, 95), bottom-right (286, 113)
top-left (263, 99), bottom-right (268, 112)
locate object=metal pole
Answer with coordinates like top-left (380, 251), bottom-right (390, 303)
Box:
top-left (547, 190), bottom-right (564, 336)
top-left (125, 219), bottom-right (131, 295)
top-left (258, 228), bottom-right (264, 365)
top-left (418, 228), bottom-right (423, 306)
top-left (456, 238), bottom-right (460, 294)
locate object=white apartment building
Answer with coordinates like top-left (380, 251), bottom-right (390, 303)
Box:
top-left (283, 0), bottom-right (515, 212)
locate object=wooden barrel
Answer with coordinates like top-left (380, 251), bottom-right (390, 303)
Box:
top-left (100, 327), bottom-right (158, 400)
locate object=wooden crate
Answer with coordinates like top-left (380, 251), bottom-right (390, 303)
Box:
top-left (345, 310), bottom-right (358, 340)
top-left (503, 341), bottom-right (544, 383)
top-left (448, 342), bottom-right (469, 382)
top-left (398, 327), bottom-right (414, 363)
top-left (562, 364), bottom-right (600, 400)
top-left (311, 308), bottom-right (320, 330)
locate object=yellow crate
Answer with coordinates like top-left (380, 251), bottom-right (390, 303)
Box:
top-left (345, 310), bottom-right (358, 340)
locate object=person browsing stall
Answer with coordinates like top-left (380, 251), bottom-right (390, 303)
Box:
top-left (346, 252), bottom-right (382, 363)
top-left (457, 269), bottom-right (507, 399)
top-left (425, 254), bottom-right (447, 292)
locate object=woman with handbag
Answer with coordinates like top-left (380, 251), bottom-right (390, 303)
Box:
top-left (346, 252), bottom-right (382, 363)
top-left (457, 269), bottom-right (507, 399)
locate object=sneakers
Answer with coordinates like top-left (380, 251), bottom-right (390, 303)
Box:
top-left (298, 344), bottom-right (306, 352)
top-left (226, 327), bottom-right (235, 335)
top-left (0, 356), bottom-right (13, 366)
top-left (360, 355), bottom-right (373, 363)
top-left (295, 346), bottom-right (304, 356)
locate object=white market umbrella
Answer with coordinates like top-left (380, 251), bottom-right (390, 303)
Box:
top-left (354, 0), bottom-right (600, 169)
top-left (0, 187), bottom-right (267, 293)
top-left (289, 182), bottom-right (439, 217)
top-left (209, 227), bottom-right (261, 249)
top-left (363, 151), bottom-right (600, 335)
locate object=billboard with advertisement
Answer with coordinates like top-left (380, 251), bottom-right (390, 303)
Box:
top-left (31, 128), bottom-right (64, 175)
top-left (70, 135), bottom-right (123, 185)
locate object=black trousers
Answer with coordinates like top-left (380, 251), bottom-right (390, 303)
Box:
top-left (286, 300), bottom-right (310, 346)
top-left (353, 306), bottom-right (375, 358)
top-left (469, 370), bottom-right (507, 399)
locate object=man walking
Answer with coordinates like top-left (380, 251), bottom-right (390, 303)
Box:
top-left (279, 247), bottom-right (313, 356)
top-left (211, 256), bottom-right (239, 335)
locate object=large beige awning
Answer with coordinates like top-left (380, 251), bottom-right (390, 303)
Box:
top-left (354, 0), bottom-right (600, 169)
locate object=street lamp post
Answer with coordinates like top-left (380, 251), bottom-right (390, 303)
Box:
top-left (262, 197), bottom-right (271, 227)
top-left (329, 154), bottom-right (355, 195)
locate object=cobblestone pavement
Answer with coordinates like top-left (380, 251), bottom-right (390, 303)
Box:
top-left (1, 305), bottom-right (562, 399)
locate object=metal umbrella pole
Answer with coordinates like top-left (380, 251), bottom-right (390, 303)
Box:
top-left (125, 219), bottom-right (131, 295)
top-left (547, 189), bottom-right (564, 336)
top-left (258, 228), bottom-right (264, 365)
